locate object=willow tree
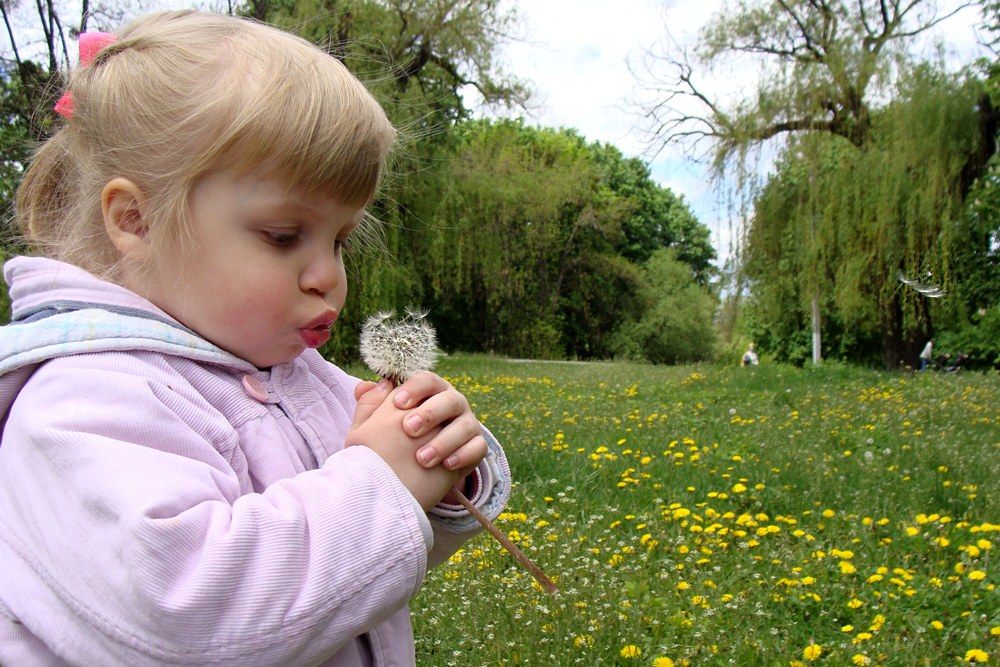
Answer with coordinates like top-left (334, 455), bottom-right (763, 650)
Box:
top-left (636, 0), bottom-right (993, 368)
top-left (744, 65), bottom-right (983, 365)
top-left (400, 120), bottom-right (632, 358)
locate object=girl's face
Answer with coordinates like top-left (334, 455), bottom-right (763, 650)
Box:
top-left (130, 167), bottom-right (364, 368)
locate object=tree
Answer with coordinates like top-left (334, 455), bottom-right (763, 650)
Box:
top-left (404, 119), bottom-right (627, 358)
top-left (590, 143), bottom-right (716, 283)
top-left (259, 0), bottom-right (529, 134)
top-left (743, 65), bottom-right (984, 367)
top-left (636, 0), bottom-right (995, 368)
top-left (397, 118), bottom-right (716, 361)
top-left (609, 248), bottom-right (718, 364)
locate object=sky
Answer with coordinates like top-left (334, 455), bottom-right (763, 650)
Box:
top-left (488, 0), bottom-right (992, 266)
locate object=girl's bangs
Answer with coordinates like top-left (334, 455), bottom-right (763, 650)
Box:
top-left (217, 51), bottom-right (394, 206)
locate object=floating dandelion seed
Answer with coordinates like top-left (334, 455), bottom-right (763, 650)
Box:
top-left (898, 272), bottom-right (947, 298)
top-left (359, 309), bottom-right (558, 595)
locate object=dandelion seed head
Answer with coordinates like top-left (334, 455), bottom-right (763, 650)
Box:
top-left (360, 308), bottom-right (437, 383)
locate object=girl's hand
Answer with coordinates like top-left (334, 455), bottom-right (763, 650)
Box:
top-left (353, 373), bottom-right (487, 476)
top-left (348, 380), bottom-right (458, 510)
top-left (389, 371), bottom-right (487, 478)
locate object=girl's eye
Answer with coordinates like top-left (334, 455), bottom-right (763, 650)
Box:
top-left (264, 231), bottom-right (299, 247)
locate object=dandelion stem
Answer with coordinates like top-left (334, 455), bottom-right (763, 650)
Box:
top-left (449, 485), bottom-right (558, 595)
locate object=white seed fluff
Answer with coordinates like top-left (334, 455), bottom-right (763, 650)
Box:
top-left (359, 309), bottom-right (438, 383)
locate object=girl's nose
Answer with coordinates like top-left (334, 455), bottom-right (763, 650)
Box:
top-left (300, 251), bottom-right (340, 295)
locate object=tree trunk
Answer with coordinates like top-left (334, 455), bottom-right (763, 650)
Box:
top-left (880, 296), bottom-right (906, 370)
top-left (811, 287), bottom-right (822, 365)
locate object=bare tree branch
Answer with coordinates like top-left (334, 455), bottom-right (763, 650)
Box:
top-left (635, 0), bottom-right (980, 165)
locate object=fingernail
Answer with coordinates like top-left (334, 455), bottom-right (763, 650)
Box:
top-left (405, 414), bottom-right (423, 432)
top-left (444, 455), bottom-right (459, 469)
top-left (417, 447), bottom-right (435, 465)
top-left (377, 378), bottom-right (392, 391)
top-left (395, 389), bottom-right (412, 407)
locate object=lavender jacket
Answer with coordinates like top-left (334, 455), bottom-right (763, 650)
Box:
top-left (0, 257), bottom-right (510, 666)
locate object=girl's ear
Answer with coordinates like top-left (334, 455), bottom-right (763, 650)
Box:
top-left (102, 178), bottom-right (151, 260)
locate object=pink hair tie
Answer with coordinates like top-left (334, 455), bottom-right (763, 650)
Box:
top-left (55, 31), bottom-right (119, 119)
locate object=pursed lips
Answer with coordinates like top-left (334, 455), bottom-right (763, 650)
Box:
top-left (300, 311), bottom-right (338, 348)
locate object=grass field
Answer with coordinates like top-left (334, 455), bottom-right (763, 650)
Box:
top-left (401, 355), bottom-right (999, 666)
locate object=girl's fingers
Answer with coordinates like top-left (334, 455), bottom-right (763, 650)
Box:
top-left (350, 378), bottom-right (393, 430)
top-left (401, 388), bottom-right (471, 438)
top-left (416, 422), bottom-right (486, 469)
top-left (392, 371), bottom-right (449, 410)
top-left (442, 436), bottom-right (488, 473)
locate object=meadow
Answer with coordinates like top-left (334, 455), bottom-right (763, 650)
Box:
top-left (398, 355), bottom-right (999, 666)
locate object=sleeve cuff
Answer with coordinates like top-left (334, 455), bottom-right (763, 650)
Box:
top-left (428, 424), bottom-right (510, 533)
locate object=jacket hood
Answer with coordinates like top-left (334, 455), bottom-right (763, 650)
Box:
top-left (1, 256), bottom-right (253, 420)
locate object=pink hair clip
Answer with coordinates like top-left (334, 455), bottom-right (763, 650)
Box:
top-left (55, 31), bottom-right (119, 119)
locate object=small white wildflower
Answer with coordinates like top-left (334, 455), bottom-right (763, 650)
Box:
top-left (359, 308), bottom-right (437, 383)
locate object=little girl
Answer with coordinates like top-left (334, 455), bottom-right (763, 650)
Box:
top-left (0, 10), bottom-right (509, 666)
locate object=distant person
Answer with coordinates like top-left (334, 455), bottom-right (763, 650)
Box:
top-left (919, 339), bottom-right (934, 371)
top-left (742, 343), bottom-right (759, 366)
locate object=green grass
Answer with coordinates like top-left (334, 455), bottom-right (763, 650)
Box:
top-left (408, 355), bottom-right (999, 666)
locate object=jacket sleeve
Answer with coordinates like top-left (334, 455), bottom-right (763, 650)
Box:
top-left (0, 353), bottom-right (428, 666)
top-left (426, 425), bottom-right (511, 567)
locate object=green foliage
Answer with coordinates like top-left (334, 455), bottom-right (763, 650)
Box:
top-left (610, 248), bottom-right (718, 364)
top-left (590, 143), bottom-right (716, 282)
top-left (389, 118), bottom-right (712, 361)
top-left (937, 307), bottom-right (1000, 371)
top-left (1, 60), bottom-right (53, 247)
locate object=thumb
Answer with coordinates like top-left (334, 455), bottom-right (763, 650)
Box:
top-left (351, 378), bottom-right (393, 430)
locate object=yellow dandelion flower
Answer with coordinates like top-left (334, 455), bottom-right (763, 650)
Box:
top-left (852, 655), bottom-right (872, 666)
top-left (620, 644), bottom-right (641, 659)
top-left (990, 627), bottom-right (1000, 636)
top-left (573, 634), bottom-right (592, 648)
top-left (931, 621), bottom-right (944, 630)
top-left (847, 598), bottom-right (863, 609)
top-left (803, 643), bottom-right (822, 661)
top-left (964, 649), bottom-right (989, 663)
top-left (968, 570), bottom-right (987, 581)
top-left (653, 659), bottom-right (675, 667)
top-left (840, 561), bottom-right (857, 574)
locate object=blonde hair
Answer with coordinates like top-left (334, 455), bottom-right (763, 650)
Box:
top-left (16, 10), bottom-right (396, 280)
